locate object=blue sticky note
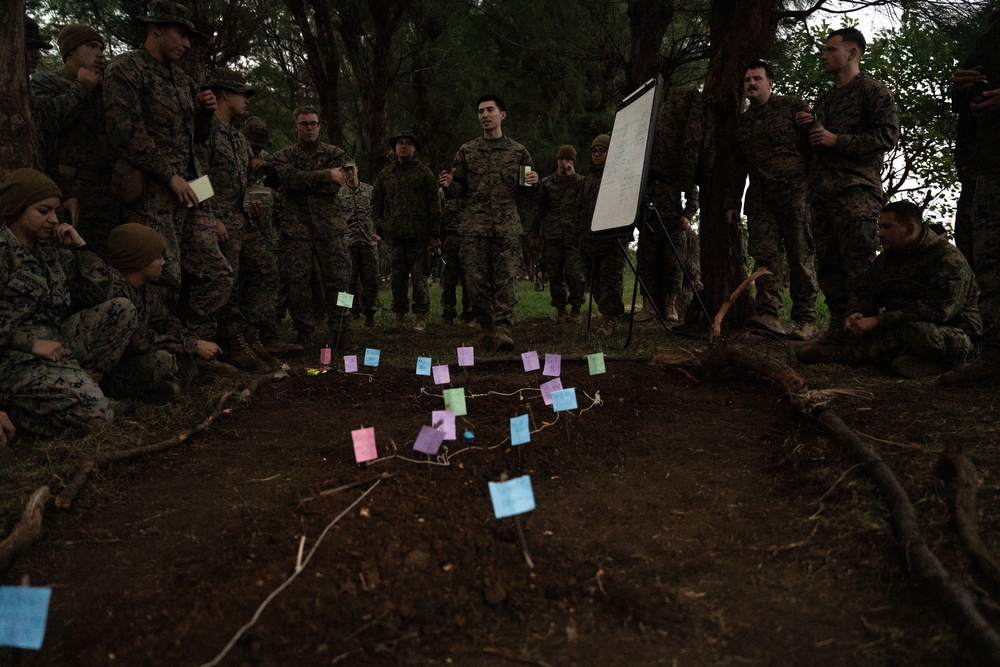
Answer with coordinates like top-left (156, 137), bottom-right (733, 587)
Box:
top-left (551, 387), bottom-right (578, 412)
top-left (510, 414), bottom-right (530, 446)
top-left (0, 586), bottom-right (51, 649)
top-left (489, 476), bottom-right (536, 519)
top-left (416, 356), bottom-right (432, 376)
top-left (364, 348), bottom-right (380, 367)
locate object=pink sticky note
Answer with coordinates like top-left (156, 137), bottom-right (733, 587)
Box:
top-left (457, 346), bottom-right (475, 367)
top-left (351, 427), bottom-right (377, 463)
top-left (522, 350), bottom-right (540, 372)
top-left (433, 364), bottom-right (451, 385)
top-left (543, 353), bottom-right (561, 377)
top-left (413, 425), bottom-right (446, 455)
top-left (539, 377), bottom-right (563, 406)
top-left (344, 355), bottom-right (358, 373)
top-left (432, 409), bottom-right (456, 440)
top-left (320, 347), bottom-right (331, 365)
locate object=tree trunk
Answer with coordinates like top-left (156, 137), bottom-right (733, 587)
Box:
top-left (624, 0), bottom-right (677, 93)
top-left (287, 0), bottom-right (344, 147)
top-left (699, 0), bottom-right (779, 329)
top-left (1, 0), bottom-right (36, 176)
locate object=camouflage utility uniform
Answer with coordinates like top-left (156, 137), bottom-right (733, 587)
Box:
top-left (641, 89), bottom-right (703, 316)
top-left (727, 93), bottom-right (818, 324)
top-left (271, 141), bottom-right (351, 341)
top-left (100, 270), bottom-right (200, 397)
top-left (338, 181), bottom-right (379, 320)
top-left (32, 63), bottom-right (119, 252)
top-left (807, 72), bottom-right (899, 322)
top-left (440, 198), bottom-right (471, 321)
top-left (372, 159), bottom-right (441, 316)
top-left (208, 117), bottom-right (278, 339)
top-left (444, 136), bottom-right (534, 329)
top-left (0, 227), bottom-right (137, 436)
top-left (533, 172), bottom-right (585, 311)
top-left (103, 48), bottom-right (232, 339)
top-left (839, 227), bottom-right (980, 367)
top-left (578, 163), bottom-right (625, 318)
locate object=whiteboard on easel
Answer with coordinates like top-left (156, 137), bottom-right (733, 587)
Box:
top-left (590, 76), bottom-right (663, 237)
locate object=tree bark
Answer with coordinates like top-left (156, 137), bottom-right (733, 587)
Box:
top-left (0, 0), bottom-right (36, 176)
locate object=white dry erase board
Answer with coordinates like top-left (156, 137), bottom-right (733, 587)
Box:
top-left (590, 76), bottom-right (663, 237)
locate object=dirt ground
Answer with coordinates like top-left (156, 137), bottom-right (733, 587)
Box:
top-left (3, 321), bottom-right (999, 666)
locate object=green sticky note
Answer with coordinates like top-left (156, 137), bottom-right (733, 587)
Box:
top-left (588, 352), bottom-right (606, 375)
top-left (442, 387), bottom-right (467, 417)
top-left (336, 292), bottom-right (354, 308)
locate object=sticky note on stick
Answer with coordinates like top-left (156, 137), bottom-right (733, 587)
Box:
top-left (521, 350), bottom-right (540, 372)
top-left (413, 425), bottom-right (446, 455)
top-left (344, 355), bottom-right (358, 373)
top-left (432, 410), bottom-right (456, 440)
top-left (457, 346), bottom-right (475, 367)
top-left (351, 427), bottom-right (377, 463)
top-left (510, 414), bottom-right (530, 446)
top-left (432, 364), bottom-right (451, 385)
top-left (489, 476), bottom-right (536, 519)
top-left (551, 387), bottom-right (578, 412)
top-left (0, 586), bottom-right (52, 650)
top-left (442, 387), bottom-right (467, 416)
top-left (543, 353), bottom-right (561, 377)
top-left (588, 352), bottom-right (606, 375)
top-left (336, 292), bottom-right (354, 308)
top-left (539, 378), bottom-right (563, 406)
top-left (364, 348), bottom-right (380, 367)
top-left (416, 357), bottom-right (432, 376)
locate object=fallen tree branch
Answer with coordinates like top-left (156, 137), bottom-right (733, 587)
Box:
top-left (0, 486), bottom-right (50, 571)
top-left (652, 339), bottom-right (1000, 665)
top-left (936, 452), bottom-right (1000, 592)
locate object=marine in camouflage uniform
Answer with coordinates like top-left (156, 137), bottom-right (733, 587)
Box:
top-left (440, 95), bottom-right (536, 350)
top-left (203, 68), bottom-right (277, 371)
top-left (940, 12), bottom-right (1000, 386)
top-left (532, 144), bottom-right (585, 321)
top-left (31, 24), bottom-right (120, 251)
top-left (271, 106), bottom-right (351, 343)
top-left (639, 88), bottom-right (703, 323)
top-left (103, 0), bottom-right (232, 342)
top-left (337, 161), bottom-right (379, 325)
top-left (578, 134), bottom-right (625, 336)
top-left (725, 61), bottom-right (818, 339)
top-left (440, 197), bottom-right (472, 323)
top-left (372, 130), bottom-right (441, 329)
top-left (799, 202), bottom-right (980, 377)
top-left (0, 169), bottom-right (137, 436)
top-left (796, 28), bottom-right (899, 325)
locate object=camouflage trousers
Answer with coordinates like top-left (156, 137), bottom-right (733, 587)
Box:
top-left (69, 177), bottom-right (120, 257)
top-left (840, 321), bottom-right (977, 368)
top-left (973, 174), bottom-right (1000, 347)
top-left (218, 220), bottom-right (280, 339)
top-left (460, 234), bottom-right (521, 326)
top-left (747, 196), bottom-right (818, 322)
top-left (810, 187), bottom-right (880, 323)
top-left (281, 234), bottom-right (352, 338)
top-left (636, 217), bottom-right (684, 303)
top-left (389, 239), bottom-right (430, 315)
top-left (0, 298), bottom-right (137, 436)
top-left (349, 242), bottom-right (381, 317)
top-left (126, 179), bottom-right (233, 340)
top-left (582, 240), bottom-right (625, 318)
top-left (440, 232), bottom-right (470, 320)
top-left (542, 236), bottom-right (586, 310)
top-left (955, 179), bottom-right (976, 267)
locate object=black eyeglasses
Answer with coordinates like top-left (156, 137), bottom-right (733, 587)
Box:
top-left (297, 121), bottom-right (319, 128)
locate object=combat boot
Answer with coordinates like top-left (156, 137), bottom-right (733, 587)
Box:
top-left (556, 307), bottom-right (569, 323)
top-left (392, 313), bottom-right (406, 330)
top-left (197, 358), bottom-right (238, 377)
top-left (596, 316), bottom-right (615, 337)
top-left (785, 320), bottom-right (818, 342)
top-left (227, 333), bottom-right (271, 373)
top-left (494, 322), bottom-right (515, 352)
top-left (633, 296), bottom-right (656, 322)
top-left (414, 314), bottom-right (427, 332)
top-left (939, 348), bottom-right (1000, 387)
top-left (663, 295), bottom-right (679, 323)
top-left (891, 355), bottom-right (946, 379)
top-left (747, 313), bottom-right (785, 336)
top-left (364, 312), bottom-right (375, 327)
top-left (569, 305), bottom-right (583, 323)
top-left (246, 327), bottom-right (281, 366)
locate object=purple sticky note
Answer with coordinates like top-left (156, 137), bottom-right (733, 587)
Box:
top-left (521, 350), bottom-right (540, 372)
top-left (351, 427), bottom-right (377, 463)
top-left (539, 377), bottom-right (563, 406)
top-left (319, 347), bottom-right (331, 365)
top-left (344, 355), bottom-right (358, 373)
top-left (413, 425), bottom-right (446, 455)
top-left (432, 410), bottom-right (456, 440)
top-left (433, 364), bottom-right (451, 385)
top-left (457, 346), bottom-right (475, 367)
top-left (543, 353), bottom-right (561, 377)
